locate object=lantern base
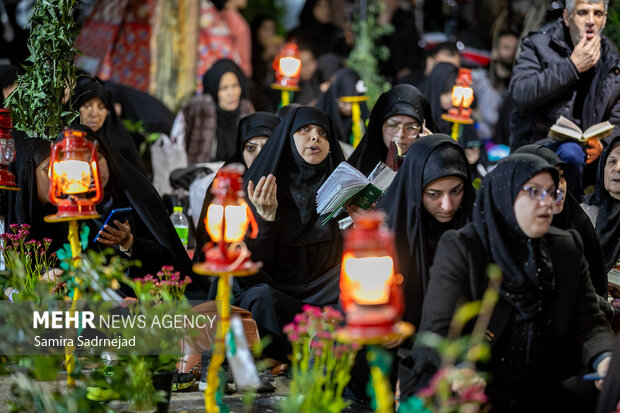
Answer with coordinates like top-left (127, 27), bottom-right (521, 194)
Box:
top-left (271, 83), bottom-right (300, 92)
top-left (0, 169), bottom-right (16, 187)
top-left (441, 113), bottom-right (474, 125)
top-left (193, 246), bottom-right (261, 276)
top-left (336, 321), bottom-right (415, 345)
top-left (44, 201), bottom-right (100, 222)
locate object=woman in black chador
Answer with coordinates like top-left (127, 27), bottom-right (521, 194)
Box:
top-left (72, 77), bottom-right (145, 174)
top-left (399, 154), bottom-right (614, 412)
top-left (8, 126), bottom-right (199, 292)
top-left (194, 111), bottom-right (280, 262)
top-left (348, 84), bottom-right (436, 175)
top-left (378, 134), bottom-right (474, 327)
top-left (315, 68), bottom-right (369, 145)
top-left (515, 144), bottom-right (608, 298)
top-left (235, 106), bottom-right (346, 361)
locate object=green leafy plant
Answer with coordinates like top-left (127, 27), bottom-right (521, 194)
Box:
top-left (348, 1), bottom-right (393, 109)
top-left (398, 265), bottom-right (502, 413)
top-left (281, 305), bottom-right (359, 413)
top-left (5, 0), bottom-right (80, 139)
top-left (605, 1), bottom-right (620, 50)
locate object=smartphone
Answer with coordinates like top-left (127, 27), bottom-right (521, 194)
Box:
top-left (94, 207), bottom-right (133, 243)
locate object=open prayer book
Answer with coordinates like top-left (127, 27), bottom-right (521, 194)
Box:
top-left (609, 268), bottom-right (620, 290)
top-left (316, 161), bottom-right (396, 225)
top-left (549, 116), bottom-right (614, 143)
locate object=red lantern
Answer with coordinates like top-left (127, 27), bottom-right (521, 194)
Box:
top-left (340, 211), bottom-right (404, 338)
top-left (47, 128), bottom-right (102, 220)
top-left (197, 163), bottom-right (259, 273)
top-left (442, 68), bottom-right (475, 124)
top-left (272, 42), bottom-right (302, 90)
top-left (0, 109), bottom-right (17, 188)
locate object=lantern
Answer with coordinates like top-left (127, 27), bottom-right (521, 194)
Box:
top-left (272, 42), bottom-right (301, 107)
top-left (441, 68), bottom-right (475, 125)
top-left (340, 211), bottom-right (404, 338)
top-left (196, 163), bottom-right (259, 273)
top-left (46, 128), bottom-right (102, 220)
top-left (0, 109), bottom-right (16, 188)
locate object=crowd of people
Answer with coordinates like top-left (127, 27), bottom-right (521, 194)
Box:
top-left (2, 0), bottom-right (620, 411)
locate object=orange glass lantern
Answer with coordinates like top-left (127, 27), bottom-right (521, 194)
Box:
top-left (47, 128), bottom-right (103, 219)
top-left (272, 42), bottom-right (302, 91)
top-left (340, 211), bottom-right (404, 338)
top-left (442, 68), bottom-right (475, 124)
top-left (0, 109), bottom-right (17, 187)
top-left (198, 163), bottom-right (259, 273)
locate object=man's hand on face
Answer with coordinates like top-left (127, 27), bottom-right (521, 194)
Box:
top-left (571, 33), bottom-right (601, 73)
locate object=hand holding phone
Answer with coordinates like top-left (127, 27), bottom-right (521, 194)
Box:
top-left (94, 207), bottom-right (133, 249)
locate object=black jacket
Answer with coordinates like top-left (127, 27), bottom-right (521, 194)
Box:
top-left (399, 224), bottom-right (614, 410)
top-left (509, 19), bottom-right (620, 150)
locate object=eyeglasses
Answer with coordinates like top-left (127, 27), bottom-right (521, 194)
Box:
top-left (521, 185), bottom-right (564, 202)
top-left (383, 121), bottom-right (421, 138)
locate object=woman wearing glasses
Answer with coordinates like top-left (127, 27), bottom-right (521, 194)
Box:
top-left (348, 84), bottom-right (436, 175)
top-left (515, 145), bottom-right (608, 298)
top-left (398, 153), bottom-right (614, 411)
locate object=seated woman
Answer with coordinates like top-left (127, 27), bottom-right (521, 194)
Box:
top-left (315, 68), bottom-right (369, 146)
top-left (377, 133), bottom-right (475, 327)
top-left (171, 59), bottom-right (254, 165)
top-left (582, 135), bottom-right (620, 283)
top-left (8, 126), bottom-right (200, 292)
top-left (348, 84), bottom-right (436, 175)
top-left (515, 144), bottom-right (608, 298)
top-left (193, 111), bottom-right (280, 262)
top-left (399, 154), bottom-right (614, 411)
top-left (72, 77), bottom-right (145, 174)
top-left (235, 106), bottom-right (346, 361)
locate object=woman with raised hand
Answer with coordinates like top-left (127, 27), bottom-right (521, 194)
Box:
top-left (236, 106), bottom-right (345, 362)
top-left (399, 154), bottom-right (614, 411)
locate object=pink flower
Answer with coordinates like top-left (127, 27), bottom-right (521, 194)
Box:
top-left (302, 304), bottom-right (322, 318)
top-left (310, 340), bottom-right (324, 350)
top-left (288, 333), bottom-right (299, 342)
top-left (316, 330), bottom-right (332, 340)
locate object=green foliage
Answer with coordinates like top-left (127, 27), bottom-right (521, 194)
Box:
top-left (605, 1), bottom-right (620, 51)
top-left (5, 0), bottom-right (80, 139)
top-left (348, 1), bottom-right (393, 109)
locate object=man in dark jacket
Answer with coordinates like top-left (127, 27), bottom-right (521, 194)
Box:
top-left (508, 0), bottom-right (620, 197)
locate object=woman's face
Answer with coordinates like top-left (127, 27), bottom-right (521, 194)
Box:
top-left (313, 0), bottom-right (331, 24)
top-left (604, 144), bottom-right (620, 200)
top-left (381, 114), bottom-right (421, 156)
top-left (440, 91), bottom-right (453, 111)
top-left (422, 176), bottom-right (465, 223)
top-left (513, 171), bottom-right (555, 238)
top-left (79, 97), bottom-right (109, 132)
top-left (218, 72), bottom-right (242, 111)
top-left (337, 100), bottom-right (352, 117)
top-left (292, 123), bottom-right (330, 164)
top-left (242, 136), bottom-right (268, 168)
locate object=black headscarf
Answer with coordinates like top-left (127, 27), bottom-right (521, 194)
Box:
top-left (585, 136), bottom-right (620, 273)
top-left (423, 62), bottom-right (458, 135)
top-left (295, 53), bottom-right (343, 105)
top-left (473, 154), bottom-right (558, 322)
top-left (348, 84), bottom-right (436, 176)
top-left (315, 68), bottom-right (369, 144)
top-left (104, 81), bottom-right (174, 135)
top-left (194, 112), bottom-right (280, 258)
top-left (288, 1), bottom-right (348, 58)
top-left (514, 145), bottom-right (607, 296)
top-left (71, 77), bottom-right (145, 174)
top-left (203, 59), bottom-right (248, 161)
top-left (377, 134), bottom-right (474, 325)
top-left (244, 106), bottom-right (345, 246)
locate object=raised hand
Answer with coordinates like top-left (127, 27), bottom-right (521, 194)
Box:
top-left (570, 34), bottom-right (601, 73)
top-left (247, 174), bottom-right (278, 221)
top-left (96, 220), bottom-right (134, 250)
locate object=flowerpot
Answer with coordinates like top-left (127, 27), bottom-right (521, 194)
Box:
top-left (152, 370), bottom-right (174, 413)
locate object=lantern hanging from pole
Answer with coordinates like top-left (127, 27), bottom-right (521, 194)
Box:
top-left (441, 67), bottom-right (475, 125)
top-left (339, 211), bottom-right (404, 338)
top-left (197, 163), bottom-right (259, 273)
top-left (46, 128), bottom-right (102, 220)
top-left (0, 109), bottom-right (17, 188)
